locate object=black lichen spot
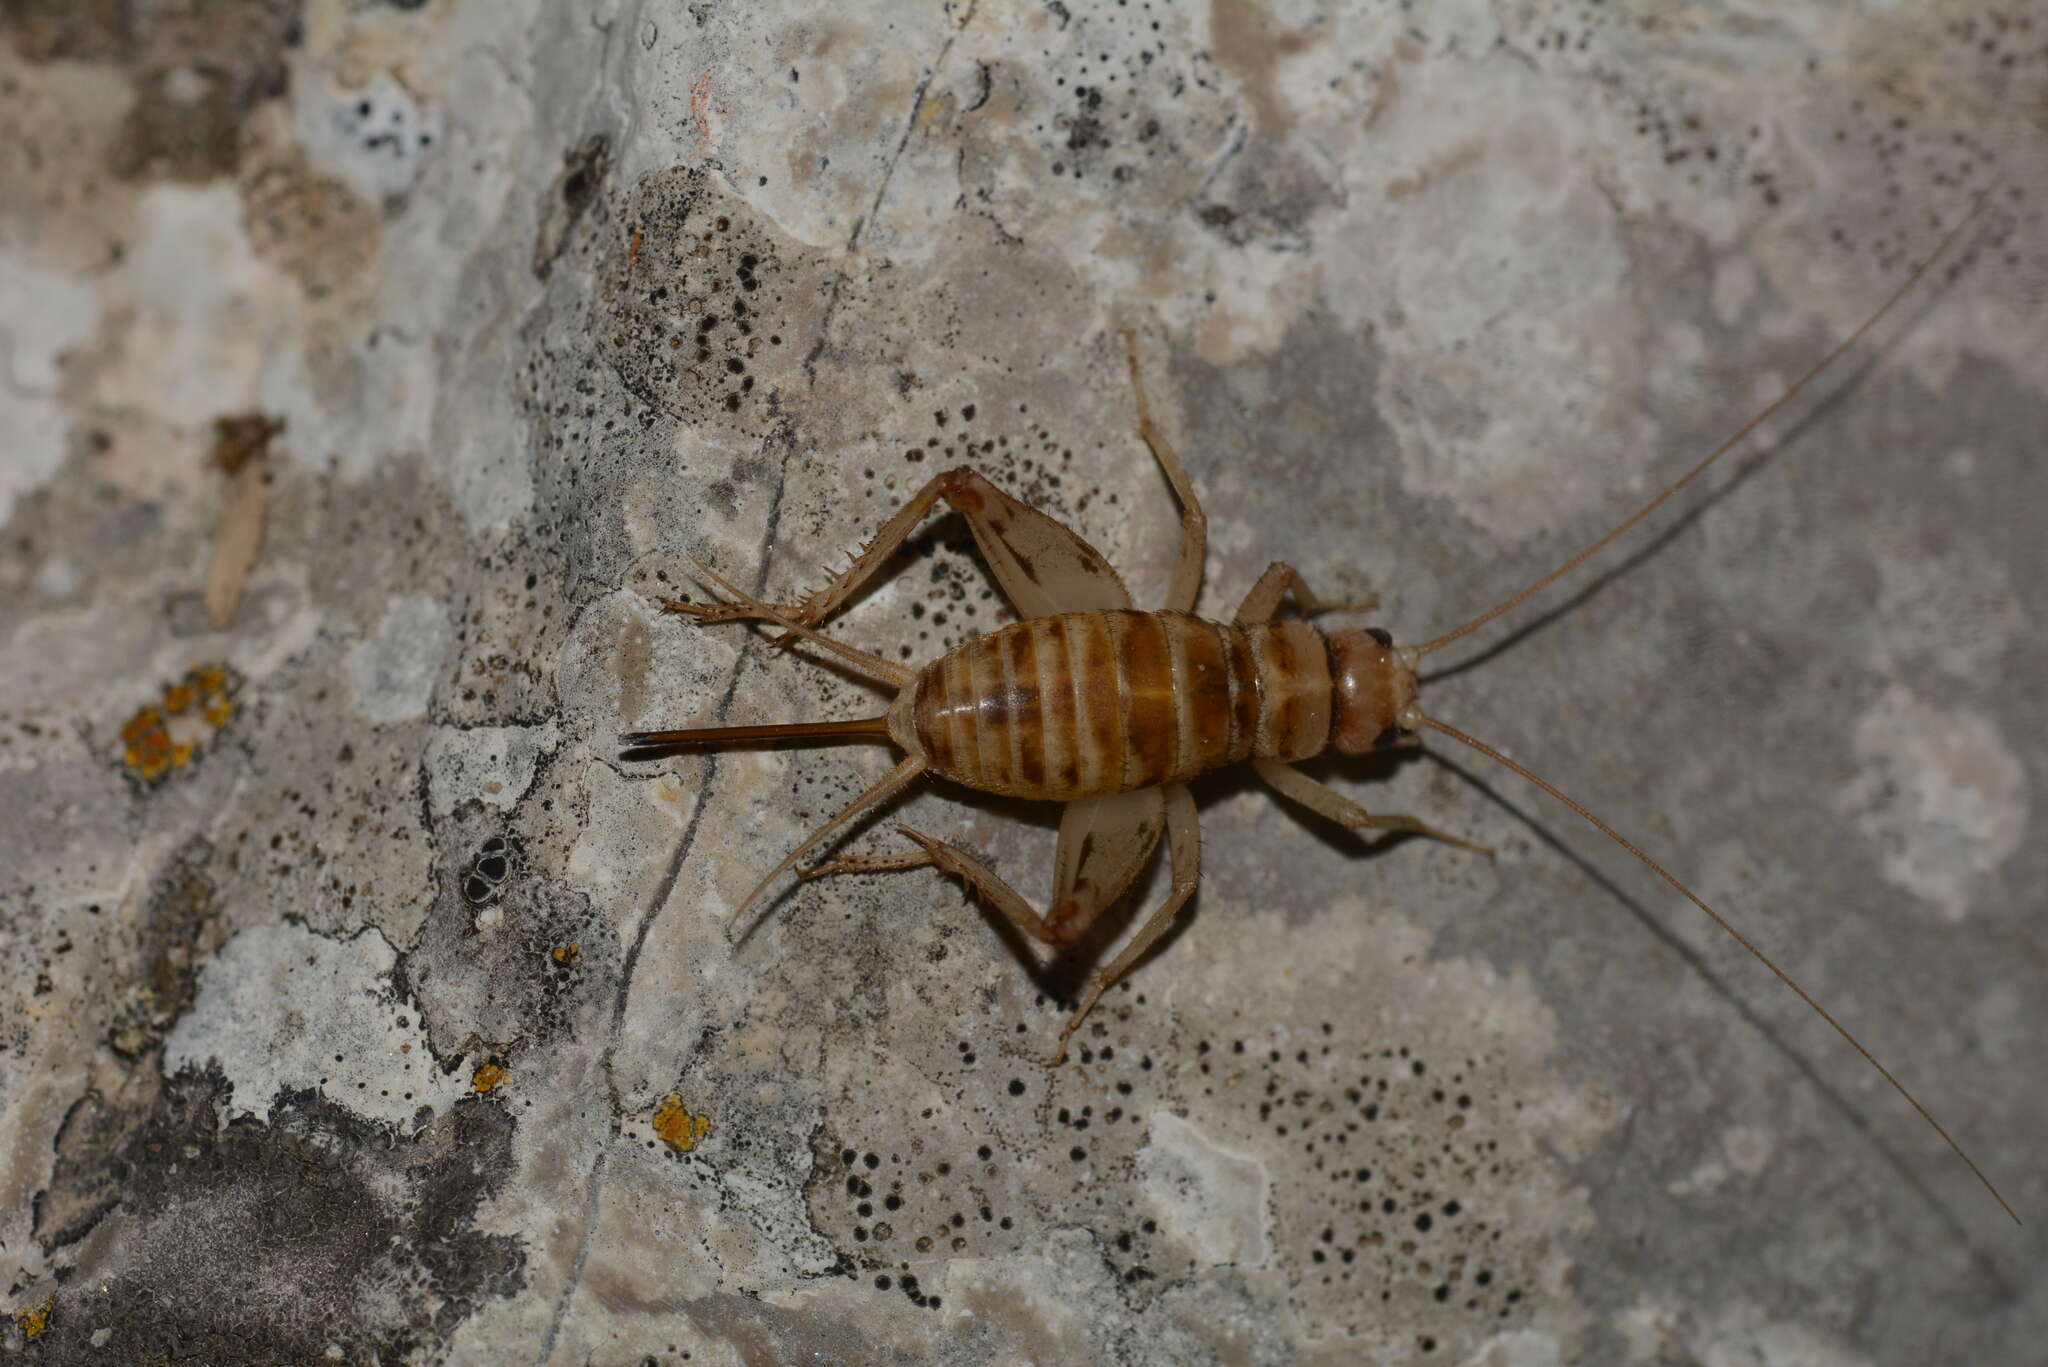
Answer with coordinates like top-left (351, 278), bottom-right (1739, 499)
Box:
top-left (534, 134), bottom-right (610, 279)
top-left (104, 836), bottom-right (219, 1061)
top-left (594, 165), bottom-right (809, 426)
top-left (28, 1068), bottom-right (523, 1363)
top-left (408, 807), bottom-right (615, 1055)
top-left (559, 135), bottom-right (606, 210)
top-left (462, 833), bottom-right (524, 904)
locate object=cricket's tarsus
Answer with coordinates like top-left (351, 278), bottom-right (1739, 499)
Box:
top-left (625, 182), bottom-right (2013, 1221)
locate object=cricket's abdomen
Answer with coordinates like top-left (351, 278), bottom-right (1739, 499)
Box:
top-left (910, 609), bottom-right (1332, 801)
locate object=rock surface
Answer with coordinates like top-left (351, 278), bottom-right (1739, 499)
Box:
top-left (2, 2), bottom-right (2043, 1364)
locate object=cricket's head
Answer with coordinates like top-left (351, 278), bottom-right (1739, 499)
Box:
top-left (1325, 627), bottom-right (1420, 755)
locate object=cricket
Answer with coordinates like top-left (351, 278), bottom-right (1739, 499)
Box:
top-left (621, 186), bottom-right (2012, 1224)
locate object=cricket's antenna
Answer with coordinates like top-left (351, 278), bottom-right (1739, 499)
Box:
top-left (1410, 709), bottom-right (2019, 1226)
top-left (1415, 180), bottom-right (2000, 661)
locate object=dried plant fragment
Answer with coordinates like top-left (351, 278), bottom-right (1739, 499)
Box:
top-left (206, 412), bottom-right (283, 630)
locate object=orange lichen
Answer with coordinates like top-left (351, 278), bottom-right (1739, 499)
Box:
top-left (12, 1295), bottom-right (53, 1341)
top-left (550, 942), bottom-right (581, 965)
top-left (652, 1095), bottom-right (712, 1153)
top-left (472, 1063), bottom-right (508, 1094)
top-left (121, 703), bottom-right (173, 780)
top-left (119, 664), bottom-right (237, 783)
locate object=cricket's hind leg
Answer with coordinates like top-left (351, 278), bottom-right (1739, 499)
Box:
top-left (1055, 783), bottom-right (1200, 1064)
top-left (802, 790), bottom-right (1166, 950)
top-left (725, 756), bottom-right (929, 936)
top-left (803, 787), bottom-right (1201, 1064)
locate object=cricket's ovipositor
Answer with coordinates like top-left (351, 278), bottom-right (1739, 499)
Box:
top-left (622, 188), bottom-right (2013, 1222)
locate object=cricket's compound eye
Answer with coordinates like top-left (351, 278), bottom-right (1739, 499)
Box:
top-left (1326, 628), bottom-right (1418, 756)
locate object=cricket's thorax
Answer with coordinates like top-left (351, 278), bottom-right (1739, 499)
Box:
top-left (901, 609), bottom-right (1334, 801)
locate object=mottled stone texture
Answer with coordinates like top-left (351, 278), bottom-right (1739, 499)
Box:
top-left (2, 2), bottom-right (2044, 1364)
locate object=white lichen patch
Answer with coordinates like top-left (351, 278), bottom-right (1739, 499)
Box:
top-left (1163, 893), bottom-right (1607, 1352)
top-left (1692, 1303), bottom-right (1876, 1367)
top-left (563, 764), bottom-right (699, 912)
top-left (1710, 253), bottom-right (1760, 328)
top-left (1834, 685), bottom-right (2027, 922)
top-left (1460, 1329), bottom-right (1568, 1367)
top-left (346, 595), bottom-right (454, 721)
top-left (97, 184), bottom-right (291, 431)
top-left (164, 921), bottom-right (465, 1128)
top-left (787, 849), bottom-right (1611, 1358)
top-left (0, 248), bottom-right (100, 524)
top-left (1613, 1299), bottom-right (1682, 1363)
top-left (1311, 53), bottom-right (1649, 545)
top-left (291, 70), bottom-right (444, 201)
top-left (1136, 1110), bottom-right (1269, 1268)
top-left (1721, 1123), bottom-right (1774, 1179)
top-left (942, 1230), bottom-right (1140, 1363)
top-left (425, 719), bottom-right (561, 819)
top-left (1859, 520), bottom-right (2026, 682)
top-left (1665, 1126), bottom-right (1771, 1201)
top-left (1665, 1154), bottom-right (1731, 1200)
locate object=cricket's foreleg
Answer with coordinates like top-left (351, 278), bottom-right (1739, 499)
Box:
top-left (1255, 759), bottom-right (1493, 856)
top-left (1234, 561), bottom-right (1379, 627)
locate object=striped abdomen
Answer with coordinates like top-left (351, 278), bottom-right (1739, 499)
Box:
top-left (907, 610), bottom-right (1332, 802)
